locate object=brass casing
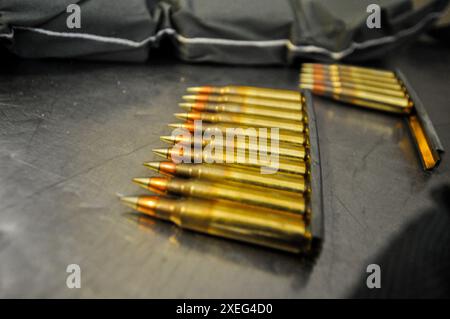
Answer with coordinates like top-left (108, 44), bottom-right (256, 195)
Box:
top-left (146, 177), bottom-right (305, 214)
top-left (299, 76), bottom-right (406, 98)
top-left (178, 112), bottom-right (305, 134)
top-left (299, 83), bottom-right (412, 108)
top-left (302, 63), bottom-right (397, 78)
top-left (300, 72), bottom-right (403, 91)
top-left (183, 94), bottom-right (302, 111)
top-left (156, 163), bottom-right (306, 193)
top-left (157, 148), bottom-right (307, 175)
top-left (180, 102), bottom-right (302, 121)
top-left (131, 196), bottom-right (312, 253)
top-left (187, 86), bottom-right (302, 102)
top-left (163, 135), bottom-right (307, 160)
top-left (174, 122), bottom-right (306, 146)
top-left (301, 65), bottom-right (400, 84)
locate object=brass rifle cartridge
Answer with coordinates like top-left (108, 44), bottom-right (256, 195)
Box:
top-left (302, 63), bottom-right (397, 78)
top-left (300, 63), bottom-right (444, 171)
top-left (301, 64), bottom-right (400, 84)
top-left (168, 122), bottom-right (306, 146)
top-left (160, 135), bottom-right (307, 160)
top-left (186, 86), bottom-right (302, 101)
top-left (299, 83), bottom-right (412, 108)
top-left (298, 76), bottom-right (406, 98)
top-left (152, 147), bottom-right (307, 175)
top-left (182, 94), bottom-right (302, 111)
top-left (179, 102), bottom-right (301, 121)
top-left (144, 161), bottom-right (306, 193)
top-left (174, 112), bottom-right (305, 134)
top-left (133, 177), bottom-right (306, 214)
top-left (300, 72), bottom-right (404, 91)
top-left (121, 196), bottom-right (312, 253)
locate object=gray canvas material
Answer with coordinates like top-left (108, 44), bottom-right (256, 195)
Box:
top-left (0, 0), bottom-right (448, 64)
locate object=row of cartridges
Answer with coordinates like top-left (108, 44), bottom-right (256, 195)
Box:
top-left (121, 86), bottom-right (320, 254)
top-left (299, 63), bottom-right (443, 171)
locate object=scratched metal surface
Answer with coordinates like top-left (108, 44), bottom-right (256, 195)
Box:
top-left (0, 41), bottom-right (449, 298)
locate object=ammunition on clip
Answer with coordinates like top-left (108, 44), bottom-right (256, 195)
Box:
top-left (300, 72), bottom-right (403, 91)
top-left (300, 63), bottom-right (445, 171)
top-left (160, 135), bottom-right (306, 160)
top-left (133, 177), bottom-right (305, 214)
top-left (187, 86), bottom-right (302, 102)
top-left (144, 162), bottom-right (306, 193)
top-left (121, 196), bottom-right (312, 253)
top-left (152, 147), bottom-right (307, 175)
top-left (179, 102), bottom-right (300, 121)
top-left (174, 112), bottom-right (305, 134)
top-left (182, 94), bottom-right (302, 111)
top-left (303, 63), bottom-right (396, 78)
top-left (121, 87), bottom-right (324, 254)
top-left (168, 122), bottom-right (306, 146)
top-left (302, 64), bottom-right (400, 84)
top-left (298, 77), bottom-right (406, 98)
top-left (299, 83), bottom-right (412, 109)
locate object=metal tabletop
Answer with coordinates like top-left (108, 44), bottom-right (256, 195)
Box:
top-left (0, 40), bottom-right (449, 298)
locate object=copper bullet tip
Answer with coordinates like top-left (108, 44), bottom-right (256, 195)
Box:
top-left (132, 178), bottom-right (150, 188)
top-left (178, 103), bottom-right (193, 111)
top-left (160, 135), bottom-right (176, 144)
top-left (143, 162), bottom-right (161, 171)
top-left (120, 196), bottom-right (139, 210)
top-left (174, 113), bottom-right (189, 120)
top-left (152, 148), bottom-right (170, 158)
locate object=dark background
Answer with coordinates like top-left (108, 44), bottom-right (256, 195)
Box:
top-left (0, 39), bottom-right (449, 298)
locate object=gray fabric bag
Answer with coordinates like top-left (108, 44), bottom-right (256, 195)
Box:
top-left (0, 0), bottom-right (448, 64)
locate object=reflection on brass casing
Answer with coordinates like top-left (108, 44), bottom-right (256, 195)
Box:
top-left (300, 83), bottom-right (411, 114)
top-left (179, 102), bottom-right (301, 121)
top-left (299, 76), bottom-right (406, 98)
top-left (169, 122), bottom-right (306, 146)
top-left (153, 148), bottom-right (307, 175)
top-left (174, 112), bottom-right (305, 134)
top-left (161, 135), bottom-right (307, 160)
top-left (182, 94), bottom-right (302, 111)
top-left (122, 196), bottom-right (312, 253)
top-left (187, 86), bottom-right (302, 102)
top-left (302, 63), bottom-right (397, 78)
top-left (300, 72), bottom-right (403, 91)
top-left (145, 162), bottom-right (306, 193)
top-left (136, 177), bottom-right (305, 214)
top-left (408, 115), bottom-right (441, 170)
top-left (299, 83), bottom-right (412, 108)
top-left (301, 65), bottom-right (400, 84)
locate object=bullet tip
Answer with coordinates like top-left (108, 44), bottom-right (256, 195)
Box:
top-left (186, 87), bottom-right (202, 93)
top-left (182, 95), bottom-right (196, 101)
top-left (132, 177), bottom-right (150, 188)
top-left (143, 162), bottom-right (161, 171)
top-left (174, 113), bottom-right (189, 120)
top-left (160, 135), bottom-right (176, 144)
top-left (178, 103), bottom-right (193, 111)
top-left (168, 123), bottom-right (183, 129)
top-left (153, 148), bottom-right (170, 158)
top-left (120, 196), bottom-right (139, 210)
